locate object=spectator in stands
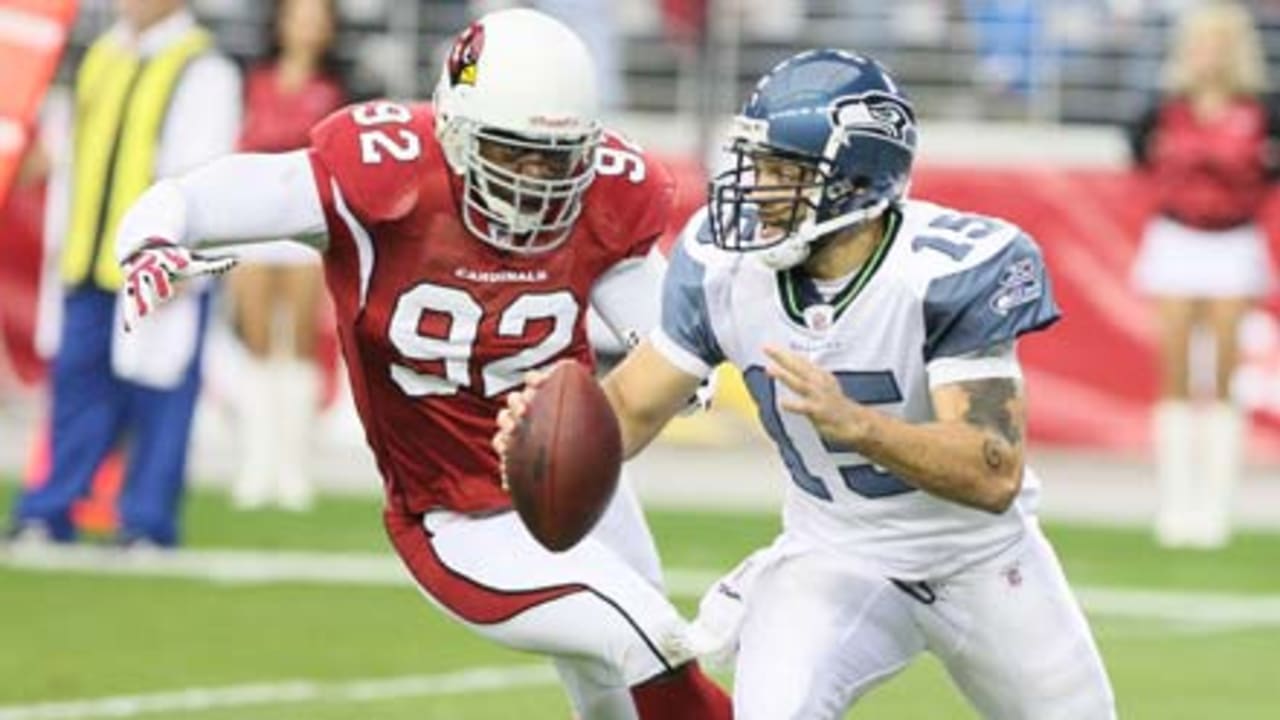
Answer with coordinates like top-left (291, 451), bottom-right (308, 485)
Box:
top-left (229, 0), bottom-right (344, 511)
top-left (1129, 0), bottom-right (1276, 548)
top-left (966, 0), bottom-right (1041, 98)
top-left (6, 0), bottom-right (241, 548)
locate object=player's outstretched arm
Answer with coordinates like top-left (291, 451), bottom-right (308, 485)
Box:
top-left (115, 151), bottom-right (328, 329)
top-left (765, 346), bottom-right (1025, 513)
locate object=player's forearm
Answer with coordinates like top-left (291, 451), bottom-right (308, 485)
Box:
top-left (602, 375), bottom-right (680, 460)
top-left (115, 151), bottom-right (328, 263)
top-left (842, 408), bottom-right (1023, 513)
top-left (601, 342), bottom-right (702, 460)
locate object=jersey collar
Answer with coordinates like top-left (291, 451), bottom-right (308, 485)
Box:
top-left (776, 207), bottom-right (901, 330)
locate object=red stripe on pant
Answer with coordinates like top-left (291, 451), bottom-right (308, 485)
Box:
top-left (384, 510), bottom-right (586, 624)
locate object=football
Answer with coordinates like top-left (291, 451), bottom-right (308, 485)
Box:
top-left (505, 360), bottom-right (622, 552)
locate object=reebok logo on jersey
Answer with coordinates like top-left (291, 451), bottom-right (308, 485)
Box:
top-left (989, 258), bottom-right (1042, 316)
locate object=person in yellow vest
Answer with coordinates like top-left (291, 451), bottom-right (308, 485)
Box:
top-left (8, 0), bottom-right (241, 547)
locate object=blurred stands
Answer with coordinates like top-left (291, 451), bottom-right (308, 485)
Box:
top-left (47, 1), bottom-right (1280, 126)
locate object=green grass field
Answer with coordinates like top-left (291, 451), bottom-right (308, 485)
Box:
top-left (2, 479), bottom-right (1278, 719)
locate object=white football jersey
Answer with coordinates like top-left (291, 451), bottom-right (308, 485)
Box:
top-left (653, 200), bottom-right (1061, 580)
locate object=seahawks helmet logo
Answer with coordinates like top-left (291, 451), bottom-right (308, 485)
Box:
top-left (829, 92), bottom-right (915, 147)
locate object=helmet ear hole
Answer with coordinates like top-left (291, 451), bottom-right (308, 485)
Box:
top-left (824, 178), bottom-right (854, 203)
top-left (847, 176), bottom-right (873, 202)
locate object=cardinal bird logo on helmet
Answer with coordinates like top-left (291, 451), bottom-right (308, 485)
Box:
top-left (448, 21), bottom-right (485, 87)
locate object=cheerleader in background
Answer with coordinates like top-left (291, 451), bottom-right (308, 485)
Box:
top-left (1130, 1), bottom-right (1278, 548)
top-left (230, 0), bottom-right (344, 510)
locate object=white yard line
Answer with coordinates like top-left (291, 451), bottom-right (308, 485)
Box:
top-left (5, 545), bottom-right (1280, 628)
top-left (0, 665), bottom-right (558, 720)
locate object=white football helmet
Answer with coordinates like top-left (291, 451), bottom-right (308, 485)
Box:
top-left (434, 9), bottom-right (602, 254)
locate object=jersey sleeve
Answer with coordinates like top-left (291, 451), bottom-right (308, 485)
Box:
top-left (628, 149), bottom-right (676, 257)
top-left (922, 232), bottom-right (1061, 362)
top-left (307, 100), bottom-right (425, 225)
top-left (590, 136), bottom-right (677, 263)
top-left (925, 341), bottom-right (1022, 389)
top-left (115, 151), bottom-right (328, 263)
top-left (651, 211), bottom-right (725, 378)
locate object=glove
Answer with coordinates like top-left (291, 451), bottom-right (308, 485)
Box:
top-left (121, 238), bottom-right (236, 331)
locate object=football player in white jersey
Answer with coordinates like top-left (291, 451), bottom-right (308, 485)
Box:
top-left (498, 50), bottom-right (1116, 719)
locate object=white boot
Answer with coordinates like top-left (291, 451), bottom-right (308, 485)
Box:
top-left (1191, 402), bottom-right (1242, 549)
top-left (1153, 401), bottom-right (1197, 547)
top-left (274, 357), bottom-right (317, 512)
top-left (232, 356), bottom-right (277, 510)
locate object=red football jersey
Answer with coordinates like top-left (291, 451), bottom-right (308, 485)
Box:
top-left (306, 101), bottom-right (674, 515)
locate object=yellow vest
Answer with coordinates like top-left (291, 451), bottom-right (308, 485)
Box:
top-left (61, 27), bottom-right (213, 290)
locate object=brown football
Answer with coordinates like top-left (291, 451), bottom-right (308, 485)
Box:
top-left (505, 360), bottom-right (622, 552)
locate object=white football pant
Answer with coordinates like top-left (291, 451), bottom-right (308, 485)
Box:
top-left (727, 522), bottom-right (1115, 720)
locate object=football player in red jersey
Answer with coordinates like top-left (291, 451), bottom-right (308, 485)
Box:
top-left (112, 9), bottom-right (731, 719)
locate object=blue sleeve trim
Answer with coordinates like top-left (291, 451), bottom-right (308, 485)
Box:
top-left (660, 238), bottom-right (726, 368)
top-left (923, 233), bottom-right (1061, 361)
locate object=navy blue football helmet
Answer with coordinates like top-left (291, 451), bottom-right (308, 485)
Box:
top-left (709, 50), bottom-right (918, 269)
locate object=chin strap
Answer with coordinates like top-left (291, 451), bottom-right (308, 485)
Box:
top-left (760, 199), bottom-right (890, 270)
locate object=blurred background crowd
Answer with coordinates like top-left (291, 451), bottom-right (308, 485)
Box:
top-left (4, 0), bottom-right (1280, 550)
top-left (51, 0), bottom-right (1280, 122)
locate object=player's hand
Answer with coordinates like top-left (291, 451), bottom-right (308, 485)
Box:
top-left (493, 366), bottom-right (554, 489)
top-left (120, 238), bottom-right (237, 331)
top-left (764, 345), bottom-right (869, 445)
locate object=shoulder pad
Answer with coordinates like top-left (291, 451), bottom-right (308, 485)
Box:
top-left (671, 206), bottom-right (737, 268)
top-left (659, 211), bottom-right (727, 372)
top-left (583, 132), bottom-right (675, 260)
top-left (920, 227), bottom-right (1061, 361)
top-left (309, 100), bottom-right (434, 223)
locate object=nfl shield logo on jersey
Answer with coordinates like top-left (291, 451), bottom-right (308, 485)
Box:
top-left (803, 304), bottom-right (836, 332)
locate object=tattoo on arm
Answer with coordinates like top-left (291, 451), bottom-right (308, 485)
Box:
top-left (982, 437), bottom-right (1006, 471)
top-left (957, 378), bottom-right (1022, 446)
